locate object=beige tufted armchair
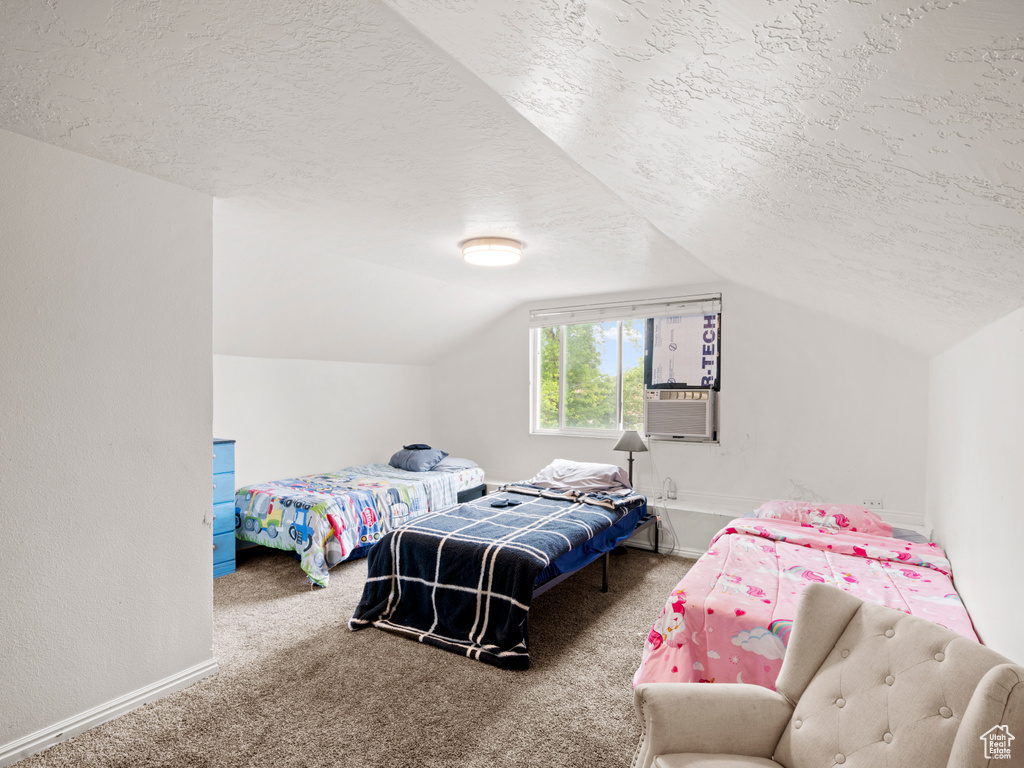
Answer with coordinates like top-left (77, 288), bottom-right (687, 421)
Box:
top-left (633, 583), bottom-right (1024, 768)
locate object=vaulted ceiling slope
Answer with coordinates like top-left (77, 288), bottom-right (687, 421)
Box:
top-left (2, 0), bottom-right (1021, 362)
top-left (0, 0), bottom-right (716, 365)
top-left (383, 0), bottom-right (1024, 355)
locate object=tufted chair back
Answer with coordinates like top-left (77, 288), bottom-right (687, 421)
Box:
top-left (773, 585), bottom-right (1024, 768)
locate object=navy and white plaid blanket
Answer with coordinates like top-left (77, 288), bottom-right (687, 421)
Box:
top-left (348, 484), bottom-right (645, 669)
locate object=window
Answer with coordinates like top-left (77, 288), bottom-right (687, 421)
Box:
top-left (535, 319), bottom-right (645, 433)
top-left (530, 294), bottom-right (721, 439)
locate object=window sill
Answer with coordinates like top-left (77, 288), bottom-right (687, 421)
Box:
top-left (529, 428), bottom-right (628, 439)
top-left (530, 428), bottom-right (718, 444)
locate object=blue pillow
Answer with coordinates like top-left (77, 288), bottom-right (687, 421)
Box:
top-left (389, 447), bottom-right (448, 472)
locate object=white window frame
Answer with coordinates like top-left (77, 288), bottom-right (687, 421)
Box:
top-left (528, 293), bottom-right (721, 438)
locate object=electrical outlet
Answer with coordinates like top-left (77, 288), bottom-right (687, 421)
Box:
top-left (862, 498), bottom-right (883, 509)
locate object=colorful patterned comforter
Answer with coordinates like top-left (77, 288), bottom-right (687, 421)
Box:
top-left (633, 518), bottom-right (978, 690)
top-left (234, 463), bottom-right (484, 587)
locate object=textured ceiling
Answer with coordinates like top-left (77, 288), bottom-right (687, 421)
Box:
top-left (384, 0), bottom-right (1024, 354)
top-left (1, 0), bottom-right (1022, 360)
top-left (0, 0), bottom-right (716, 364)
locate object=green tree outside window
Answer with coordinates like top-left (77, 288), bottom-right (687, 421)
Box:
top-left (536, 319), bottom-right (646, 432)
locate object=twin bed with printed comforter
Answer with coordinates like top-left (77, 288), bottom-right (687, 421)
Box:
top-left (234, 459), bottom-right (484, 587)
top-left (633, 501), bottom-right (978, 690)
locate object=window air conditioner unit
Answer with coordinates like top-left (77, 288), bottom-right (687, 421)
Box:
top-left (644, 388), bottom-right (717, 440)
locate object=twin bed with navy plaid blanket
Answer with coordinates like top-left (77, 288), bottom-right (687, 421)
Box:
top-left (348, 484), bottom-right (647, 669)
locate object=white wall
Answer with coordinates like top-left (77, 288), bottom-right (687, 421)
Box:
top-left (431, 282), bottom-right (929, 554)
top-left (213, 355), bottom-right (433, 486)
top-left (0, 131), bottom-right (214, 760)
top-left (928, 306), bottom-right (1024, 664)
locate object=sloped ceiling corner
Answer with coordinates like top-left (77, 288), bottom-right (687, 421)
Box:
top-left (383, 0), bottom-right (1024, 354)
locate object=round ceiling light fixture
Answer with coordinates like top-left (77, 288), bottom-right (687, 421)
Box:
top-left (462, 237), bottom-right (522, 267)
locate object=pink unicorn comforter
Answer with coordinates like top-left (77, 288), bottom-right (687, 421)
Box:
top-left (633, 518), bottom-right (978, 690)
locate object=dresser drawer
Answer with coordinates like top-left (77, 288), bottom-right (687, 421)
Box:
top-left (213, 530), bottom-right (235, 566)
top-left (212, 500), bottom-right (235, 536)
top-left (213, 472), bottom-right (235, 505)
top-left (213, 438), bottom-right (237, 579)
top-left (213, 441), bottom-right (235, 475)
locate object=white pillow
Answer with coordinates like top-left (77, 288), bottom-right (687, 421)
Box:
top-left (526, 459), bottom-right (631, 492)
top-left (432, 457), bottom-right (479, 471)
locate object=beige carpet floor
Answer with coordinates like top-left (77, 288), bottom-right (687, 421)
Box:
top-left (16, 545), bottom-right (693, 768)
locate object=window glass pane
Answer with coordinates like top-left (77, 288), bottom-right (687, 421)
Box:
top-left (564, 322), bottom-right (617, 430)
top-left (538, 326), bottom-right (561, 429)
top-left (622, 319), bottom-right (645, 431)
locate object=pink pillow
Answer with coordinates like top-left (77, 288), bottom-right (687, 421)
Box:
top-left (753, 500), bottom-right (892, 537)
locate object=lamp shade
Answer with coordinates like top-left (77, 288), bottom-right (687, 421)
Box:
top-left (612, 430), bottom-right (648, 453)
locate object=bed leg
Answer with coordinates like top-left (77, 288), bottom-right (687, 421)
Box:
top-left (655, 517), bottom-right (660, 555)
top-left (601, 551), bottom-right (609, 593)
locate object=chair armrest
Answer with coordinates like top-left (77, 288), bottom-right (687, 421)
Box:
top-left (632, 683), bottom-right (794, 768)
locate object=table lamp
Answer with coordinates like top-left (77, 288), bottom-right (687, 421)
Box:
top-left (612, 430), bottom-right (648, 487)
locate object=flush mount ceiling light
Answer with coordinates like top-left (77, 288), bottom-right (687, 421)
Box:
top-left (462, 237), bottom-right (522, 266)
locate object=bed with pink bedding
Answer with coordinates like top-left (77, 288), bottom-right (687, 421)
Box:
top-left (633, 501), bottom-right (978, 690)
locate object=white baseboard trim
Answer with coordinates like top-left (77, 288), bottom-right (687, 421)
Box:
top-left (637, 488), bottom-right (925, 530)
top-left (636, 487), bottom-right (763, 518)
top-left (0, 658), bottom-right (219, 767)
top-left (625, 537), bottom-right (706, 561)
top-left (877, 508), bottom-right (927, 530)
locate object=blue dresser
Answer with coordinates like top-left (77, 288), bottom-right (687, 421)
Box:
top-left (213, 438), bottom-right (236, 578)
